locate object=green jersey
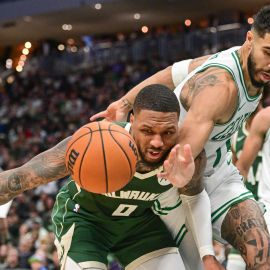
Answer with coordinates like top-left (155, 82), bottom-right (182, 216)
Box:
top-left (65, 168), bottom-right (174, 218)
top-left (52, 122), bottom-right (178, 268)
top-left (64, 121), bottom-right (175, 218)
top-left (232, 121), bottom-right (262, 200)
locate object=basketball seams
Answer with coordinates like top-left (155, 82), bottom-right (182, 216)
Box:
top-left (78, 130), bottom-right (93, 187)
top-left (108, 124), bottom-right (134, 180)
top-left (92, 128), bottom-right (132, 138)
top-left (66, 122), bottom-right (136, 193)
top-left (98, 122), bottom-right (109, 193)
top-left (65, 126), bottom-right (93, 161)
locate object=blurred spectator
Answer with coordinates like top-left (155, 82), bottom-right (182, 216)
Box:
top-left (18, 236), bottom-right (33, 269)
top-left (28, 250), bottom-right (47, 270)
top-left (3, 246), bottom-right (20, 269)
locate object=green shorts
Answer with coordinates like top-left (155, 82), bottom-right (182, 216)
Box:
top-left (52, 189), bottom-right (177, 268)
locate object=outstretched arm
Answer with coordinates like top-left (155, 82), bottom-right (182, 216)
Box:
top-left (90, 65), bottom-right (174, 121)
top-left (161, 68), bottom-right (236, 185)
top-left (0, 137), bottom-right (70, 205)
top-left (236, 108), bottom-right (270, 178)
top-left (90, 55), bottom-right (211, 122)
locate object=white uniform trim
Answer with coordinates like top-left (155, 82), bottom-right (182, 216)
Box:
top-left (126, 247), bottom-right (179, 270)
top-left (54, 223), bottom-right (75, 270)
top-left (171, 59), bottom-right (192, 87)
top-left (79, 261), bottom-right (107, 269)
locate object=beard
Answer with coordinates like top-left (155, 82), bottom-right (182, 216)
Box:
top-left (247, 53), bottom-right (268, 88)
top-left (136, 146), bottom-right (172, 173)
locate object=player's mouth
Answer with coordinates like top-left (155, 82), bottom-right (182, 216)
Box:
top-left (146, 150), bottom-right (163, 160)
top-left (260, 72), bottom-right (270, 82)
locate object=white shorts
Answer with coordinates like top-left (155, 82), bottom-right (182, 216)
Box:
top-left (259, 199), bottom-right (270, 231)
top-left (152, 188), bottom-right (203, 270)
top-left (0, 201), bottom-right (12, 218)
top-left (153, 161), bottom-right (254, 244)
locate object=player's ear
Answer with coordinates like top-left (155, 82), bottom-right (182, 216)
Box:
top-left (246, 31), bottom-right (254, 46)
top-left (130, 113), bottom-right (134, 124)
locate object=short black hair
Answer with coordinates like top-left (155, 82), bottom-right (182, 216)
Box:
top-left (252, 5), bottom-right (270, 37)
top-left (133, 84), bottom-right (180, 116)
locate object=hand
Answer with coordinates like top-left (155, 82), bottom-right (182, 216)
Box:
top-left (157, 144), bottom-right (195, 188)
top-left (203, 255), bottom-right (225, 270)
top-left (90, 98), bottom-right (132, 122)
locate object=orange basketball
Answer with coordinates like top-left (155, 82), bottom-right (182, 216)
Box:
top-left (65, 121), bottom-right (138, 193)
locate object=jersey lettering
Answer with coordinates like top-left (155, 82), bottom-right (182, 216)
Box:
top-left (112, 204), bottom-right (138, 216)
top-left (211, 113), bottom-right (251, 141)
top-left (104, 190), bottom-right (160, 201)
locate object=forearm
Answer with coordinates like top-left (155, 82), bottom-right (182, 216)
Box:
top-left (0, 137), bottom-right (70, 205)
top-left (179, 151), bottom-right (214, 258)
top-left (178, 114), bottom-right (214, 159)
top-left (235, 137), bottom-right (262, 179)
top-left (122, 66), bottom-right (174, 106)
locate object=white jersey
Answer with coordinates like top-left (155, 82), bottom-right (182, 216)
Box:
top-left (173, 46), bottom-right (262, 176)
top-left (258, 129), bottom-right (270, 203)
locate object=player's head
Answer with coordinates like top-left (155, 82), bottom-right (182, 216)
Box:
top-left (246, 5), bottom-right (270, 87)
top-left (130, 84), bottom-right (180, 168)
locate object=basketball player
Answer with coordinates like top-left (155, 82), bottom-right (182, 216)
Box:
top-left (0, 85), bottom-right (222, 270)
top-left (226, 107), bottom-right (263, 270)
top-left (232, 108), bottom-right (263, 201)
top-left (92, 5), bottom-right (270, 268)
top-left (237, 106), bottom-right (270, 228)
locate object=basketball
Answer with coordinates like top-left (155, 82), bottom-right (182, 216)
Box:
top-left (65, 121), bottom-right (138, 193)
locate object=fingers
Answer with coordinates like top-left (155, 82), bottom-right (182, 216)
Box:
top-left (90, 111), bottom-right (107, 121)
top-left (182, 144), bottom-right (194, 164)
top-left (157, 160), bottom-right (171, 178)
top-left (167, 144), bottom-right (179, 162)
top-left (157, 144), bottom-right (180, 178)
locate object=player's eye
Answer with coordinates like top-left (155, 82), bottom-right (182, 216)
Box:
top-left (142, 129), bottom-right (153, 135)
top-left (263, 50), bottom-right (270, 56)
top-left (164, 130), bottom-right (175, 136)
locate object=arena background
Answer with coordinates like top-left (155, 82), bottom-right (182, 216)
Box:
top-left (0, 0), bottom-right (270, 269)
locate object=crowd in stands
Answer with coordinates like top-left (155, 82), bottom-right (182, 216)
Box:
top-left (0, 24), bottom-right (269, 270)
top-left (0, 48), bottom-right (171, 270)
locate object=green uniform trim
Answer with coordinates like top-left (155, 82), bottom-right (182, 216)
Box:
top-left (175, 224), bottom-right (188, 246)
top-left (152, 198), bottom-right (182, 216)
top-left (211, 191), bottom-right (254, 223)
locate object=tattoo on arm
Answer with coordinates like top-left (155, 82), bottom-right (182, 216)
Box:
top-left (180, 70), bottom-right (227, 111)
top-left (121, 98), bottom-right (133, 110)
top-left (0, 137), bottom-right (70, 205)
top-left (187, 70), bottom-right (225, 98)
top-left (221, 199), bottom-right (270, 268)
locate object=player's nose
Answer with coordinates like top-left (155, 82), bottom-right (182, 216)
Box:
top-left (150, 135), bottom-right (164, 148)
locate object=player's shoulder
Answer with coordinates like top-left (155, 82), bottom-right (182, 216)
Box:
top-left (194, 67), bottom-right (235, 100)
top-left (255, 107), bottom-right (270, 123)
top-left (252, 107), bottom-right (270, 132)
